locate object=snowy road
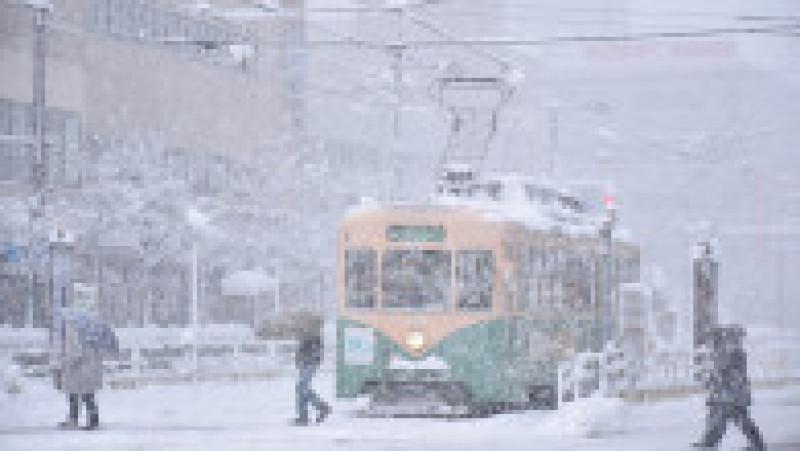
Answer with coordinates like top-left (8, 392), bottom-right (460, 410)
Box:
top-left (2, 374), bottom-right (799, 450)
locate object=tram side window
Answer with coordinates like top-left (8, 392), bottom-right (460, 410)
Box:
top-left (535, 248), bottom-right (547, 307)
top-left (382, 249), bottom-right (451, 311)
top-left (457, 250), bottom-right (493, 311)
top-left (554, 249), bottom-right (566, 310)
top-left (518, 246), bottom-right (541, 311)
top-left (563, 251), bottom-right (593, 310)
top-left (542, 248), bottom-right (561, 310)
top-left (345, 249), bottom-right (377, 308)
top-left (517, 247), bottom-right (531, 311)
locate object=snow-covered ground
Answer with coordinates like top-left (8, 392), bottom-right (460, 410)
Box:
top-left (2, 374), bottom-right (799, 450)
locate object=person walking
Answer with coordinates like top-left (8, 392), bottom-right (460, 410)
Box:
top-left (292, 312), bottom-right (331, 426)
top-left (693, 325), bottom-right (765, 450)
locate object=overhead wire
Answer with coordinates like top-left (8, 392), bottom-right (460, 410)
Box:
top-left (332, 23), bottom-right (800, 48)
top-left (401, 9), bottom-right (514, 72)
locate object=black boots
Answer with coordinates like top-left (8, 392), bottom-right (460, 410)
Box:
top-left (60, 393), bottom-right (99, 430)
top-left (292, 404), bottom-right (331, 426)
top-left (83, 411), bottom-right (99, 431)
top-left (83, 394), bottom-right (100, 430)
top-left (59, 395), bottom-right (80, 429)
top-left (316, 403), bottom-right (331, 424)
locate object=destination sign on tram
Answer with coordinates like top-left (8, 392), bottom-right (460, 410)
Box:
top-left (386, 225), bottom-right (446, 242)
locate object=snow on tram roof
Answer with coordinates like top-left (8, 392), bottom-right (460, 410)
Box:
top-left (344, 172), bottom-right (634, 242)
top-left (431, 170), bottom-right (629, 239)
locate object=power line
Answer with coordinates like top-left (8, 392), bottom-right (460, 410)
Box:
top-left (401, 10), bottom-right (513, 72)
top-left (364, 24), bottom-right (800, 49)
top-left (231, 23), bottom-right (799, 51)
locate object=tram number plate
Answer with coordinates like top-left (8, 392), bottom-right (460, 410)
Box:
top-left (344, 327), bottom-right (375, 365)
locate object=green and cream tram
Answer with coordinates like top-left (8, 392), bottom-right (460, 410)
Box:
top-left (335, 171), bottom-right (639, 415)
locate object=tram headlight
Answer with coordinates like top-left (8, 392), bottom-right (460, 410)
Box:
top-left (406, 331), bottom-right (426, 352)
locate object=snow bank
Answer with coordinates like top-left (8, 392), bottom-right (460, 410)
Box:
top-left (220, 269), bottom-right (278, 297)
top-left (2, 358), bottom-right (24, 395)
top-left (535, 395), bottom-right (630, 438)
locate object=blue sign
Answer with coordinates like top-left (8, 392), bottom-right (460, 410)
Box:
top-left (344, 328), bottom-right (375, 365)
top-left (2, 243), bottom-right (22, 263)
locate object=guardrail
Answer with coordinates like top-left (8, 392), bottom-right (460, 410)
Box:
top-left (0, 326), bottom-right (332, 389)
top-left (557, 345), bottom-right (800, 405)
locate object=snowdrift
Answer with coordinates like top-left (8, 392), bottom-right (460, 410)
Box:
top-left (535, 395), bottom-right (630, 438)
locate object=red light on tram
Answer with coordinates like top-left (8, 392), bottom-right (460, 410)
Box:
top-left (602, 195), bottom-right (616, 207)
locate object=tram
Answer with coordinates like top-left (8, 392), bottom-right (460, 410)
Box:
top-left (335, 166), bottom-right (640, 415)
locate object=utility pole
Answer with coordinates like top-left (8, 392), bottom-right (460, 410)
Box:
top-left (32, 4), bottom-right (48, 195)
top-left (25, 0), bottom-right (52, 336)
top-left (30, 1), bottom-right (51, 210)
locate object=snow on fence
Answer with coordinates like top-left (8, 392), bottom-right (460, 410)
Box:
top-left (559, 340), bottom-right (800, 405)
top-left (3, 324), bottom-right (798, 393)
top-left (557, 343), bottom-right (629, 405)
top-left (0, 325), bottom-right (313, 388)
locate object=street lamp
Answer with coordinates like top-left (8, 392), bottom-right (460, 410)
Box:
top-left (182, 205), bottom-right (225, 376)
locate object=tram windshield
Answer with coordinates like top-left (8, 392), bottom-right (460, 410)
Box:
top-left (381, 249), bottom-right (451, 311)
top-left (344, 249), bottom-right (377, 308)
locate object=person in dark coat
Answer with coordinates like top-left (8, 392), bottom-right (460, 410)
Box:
top-left (693, 326), bottom-right (765, 450)
top-left (54, 322), bottom-right (103, 430)
top-left (292, 313), bottom-right (331, 426)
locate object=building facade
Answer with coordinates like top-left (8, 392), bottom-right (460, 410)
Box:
top-left (0, 0), bottom-right (305, 327)
top-left (0, 0), bottom-right (302, 191)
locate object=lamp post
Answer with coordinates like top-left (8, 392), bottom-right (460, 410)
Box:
top-left (182, 205), bottom-right (224, 377)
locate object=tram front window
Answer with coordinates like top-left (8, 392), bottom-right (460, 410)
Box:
top-left (381, 249), bottom-right (451, 311)
top-left (345, 249), bottom-right (377, 308)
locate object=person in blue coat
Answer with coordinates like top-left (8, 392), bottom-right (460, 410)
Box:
top-left (693, 326), bottom-right (765, 450)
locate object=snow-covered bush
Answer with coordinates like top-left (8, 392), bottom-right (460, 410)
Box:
top-left (537, 394), bottom-right (630, 438)
top-left (2, 360), bottom-right (24, 395)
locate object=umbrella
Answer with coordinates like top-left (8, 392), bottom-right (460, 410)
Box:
top-left (55, 308), bottom-right (120, 358)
